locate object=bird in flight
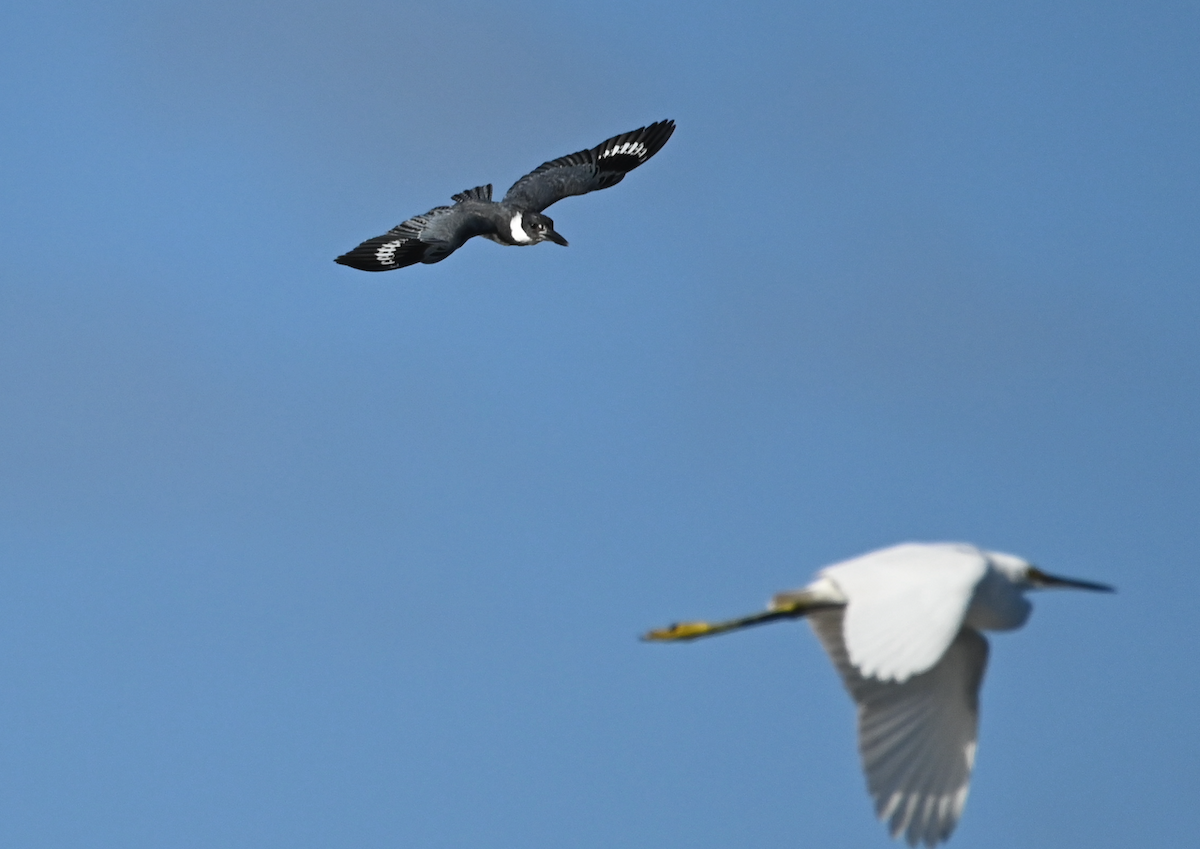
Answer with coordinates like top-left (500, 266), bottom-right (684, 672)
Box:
top-left (644, 542), bottom-right (1113, 847)
top-left (335, 120), bottom-right (676, 272)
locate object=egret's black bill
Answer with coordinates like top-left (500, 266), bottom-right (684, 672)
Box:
top-left (1029, 567), bottom-right (1115, 592)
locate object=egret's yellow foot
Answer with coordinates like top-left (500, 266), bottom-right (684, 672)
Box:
top-left (643, 621), bottom-right (716, 641)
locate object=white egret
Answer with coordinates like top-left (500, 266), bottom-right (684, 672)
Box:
top-left (644, 542), bottom-right (1113, 847)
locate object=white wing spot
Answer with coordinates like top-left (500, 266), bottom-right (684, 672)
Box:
top-left (509, 213), bottom-right (532, 244)
top-left (600, 141), bottom-right (648, 160)
top-left (375, 240), bottom-right (403, 265)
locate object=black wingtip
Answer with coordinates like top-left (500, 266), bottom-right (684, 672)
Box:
top-left (334, 235), bottom-right (426, 272)
top-left (334, 252), bottom-right (391, 272)
top-left (333, 253), bottom-right (377, 271)
top-left (594, 119), bottom-right (676, 175)
top-left (638, 119), bottom-right (676, 159)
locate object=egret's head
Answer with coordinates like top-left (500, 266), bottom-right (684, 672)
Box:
top-left (989, 551), bottom-right (1115, 592)
top-left (986, 551), bottom-right (1033, 585)
top-left (524, 212), bottom-right (568, 246)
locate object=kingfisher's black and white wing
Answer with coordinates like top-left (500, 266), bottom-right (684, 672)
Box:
top-left (809, 608), bottom-right (988, 848)
top-left (502, 120), bottom-right (675, 213)
top-left (335, 188), bottom-right (496, 272)
top-left (335, 210), bottom-right (446, 272)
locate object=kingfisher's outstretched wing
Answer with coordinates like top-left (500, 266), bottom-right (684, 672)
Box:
top-left (335, 195), bottom-right (494, 272)
top-left (502, 120), bottom-right (675, 213)
top-left (809, 608), bottom-right (988, 848)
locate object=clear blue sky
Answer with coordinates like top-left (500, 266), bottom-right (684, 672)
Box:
top-left (1, 2), bottom-right (1197, 846)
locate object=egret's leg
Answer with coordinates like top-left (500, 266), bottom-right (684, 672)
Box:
top-left (642, 597), bottom-right (842, 642)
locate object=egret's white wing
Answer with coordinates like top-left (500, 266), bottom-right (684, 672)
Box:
top-left (821, 543), bottom-right (987, 682)
top-left (809, 608), bottom-right (988, 848)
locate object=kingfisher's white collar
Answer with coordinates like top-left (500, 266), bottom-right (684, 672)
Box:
top-left (509, 213), bottom-right (532, 244)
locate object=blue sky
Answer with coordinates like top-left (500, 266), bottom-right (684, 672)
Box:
top-left (1, 1), bottom-right (1197, 846)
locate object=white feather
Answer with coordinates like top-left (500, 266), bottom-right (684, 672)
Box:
top-left (509, 213), bottom-right (532, 244)
top-left (600, 140), bottom-right (648, 159)
top-left (810, 608), bottom-right (987, 848)
top-left (819, 543), bottom-right (987, 682)
top-left (375, 239), bottom-right (402, 265)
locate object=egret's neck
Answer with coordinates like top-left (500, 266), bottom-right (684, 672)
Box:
top-left (964, 566), bottom-right (1032, 632)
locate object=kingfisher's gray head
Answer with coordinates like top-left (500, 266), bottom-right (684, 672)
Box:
top-left (520, 212), bottom-right (568, 246)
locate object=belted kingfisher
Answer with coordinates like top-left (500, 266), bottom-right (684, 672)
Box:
top-left (335, 120), bottom-right (675, 272)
